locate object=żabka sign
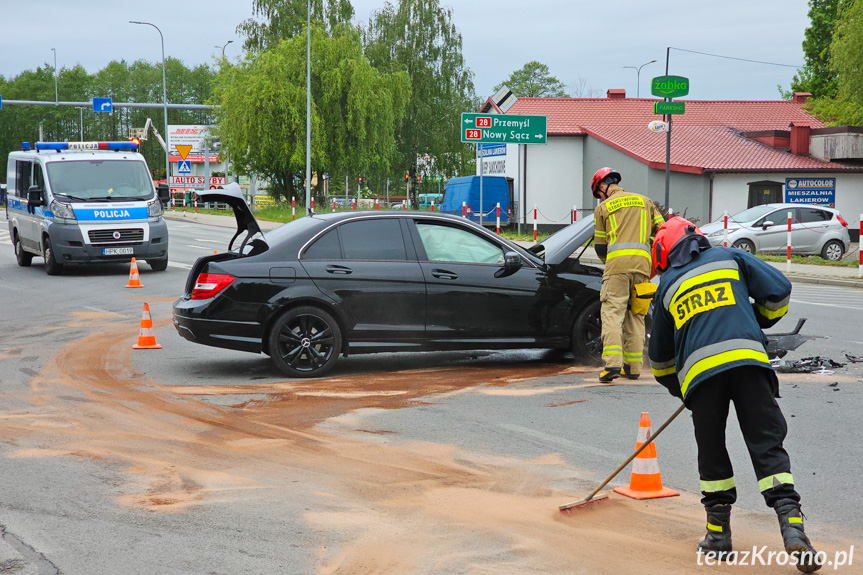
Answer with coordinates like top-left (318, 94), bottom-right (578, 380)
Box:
top-left (651, 75), bottom-right (690, 99)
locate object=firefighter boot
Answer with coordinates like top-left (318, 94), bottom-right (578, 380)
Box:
top-left (622, 364), bottom-right (640, 380)
top-left (775, 499), bottom-right (821, 573)
top-left (598, 367), bottom-right (620, 383)
top-left (697, 504), bottom-right (732, 560)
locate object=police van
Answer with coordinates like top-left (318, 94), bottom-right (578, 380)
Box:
top-left (5, 141), bottom-right (170, 275)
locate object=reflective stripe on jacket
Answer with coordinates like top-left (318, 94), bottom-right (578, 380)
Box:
top-left (594, 187), bottom-right (665, 277)
top-left (647, 247), bottom-right (792, 402)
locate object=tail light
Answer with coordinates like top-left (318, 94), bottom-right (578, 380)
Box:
top-left (837, 215), bottom-right (848, 228)
top-left (191, 273), bottom-right (234, 300)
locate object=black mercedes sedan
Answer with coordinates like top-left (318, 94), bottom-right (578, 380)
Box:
top-left (173, 184), bottom-right (604, 378)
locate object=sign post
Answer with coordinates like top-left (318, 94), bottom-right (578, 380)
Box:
top-left (651, 75), bottom-right (689, 209)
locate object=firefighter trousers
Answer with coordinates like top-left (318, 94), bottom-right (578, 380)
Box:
top-left (688, 366), bottom-right (800, 508)
top-left (599, 272), bottom-right (647, 372)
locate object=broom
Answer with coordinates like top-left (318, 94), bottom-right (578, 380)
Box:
top-left (559, 403), bottom-right (685, 513)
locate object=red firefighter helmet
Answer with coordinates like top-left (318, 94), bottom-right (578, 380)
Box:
top-left (652, 216), bottom-right (705, 276)
top-left (590, 167), bottom-right (621, 198)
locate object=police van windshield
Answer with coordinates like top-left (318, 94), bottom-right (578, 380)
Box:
top-left (46, 160), bottom-right (154, 202)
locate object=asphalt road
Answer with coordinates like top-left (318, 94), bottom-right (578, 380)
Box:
top-left (0, 217), bottom-right (860, 574)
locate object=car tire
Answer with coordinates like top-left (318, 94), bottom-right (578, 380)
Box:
top-left (268, 306), bottom-right (342, 378)
top-left (732, 239), bottom-right (756, 254)
top-left (14, 232), bottom-right (32, 267)
top-left (43, 236), bottom-right (64, 276)
top-left (148, 257), bottom-right (169, 271)
top-left (571, 299), bottom-right (603, 365)
top-left (820, 239), bottom-right (844, 261)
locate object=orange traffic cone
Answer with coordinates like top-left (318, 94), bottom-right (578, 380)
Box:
top-left (132, 303), bottom-right (162, 349)
top-left (125, 258), bottom-right (143, 288)
top-left (614, 411), bottom-right (679, 500)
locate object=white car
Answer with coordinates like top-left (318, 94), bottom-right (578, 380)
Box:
top-left (700, 203), bottom-right (851, 261)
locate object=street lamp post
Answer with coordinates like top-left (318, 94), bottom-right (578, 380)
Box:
top-left (305, 0), bottom-right (311, 213)
top-left (623, 59), bottom-right (657, 98)
top-left (51, 48), bottom-right (58, 104)
top-left (215, 40), bottom-right (233, 58)
top-left (130, 21), bottom-right (170, 184)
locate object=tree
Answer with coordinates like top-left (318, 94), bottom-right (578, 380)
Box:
top-left (494, 61), bottom-right (569, 98)
top-left (788, 0), bottom-right (845, 99)
top-left (808, 0), bottom-right (863, 124)
top-left (237, 0), bottom-right (355, 52)
top-left (212, 24), bottom-right (410, 203)
top-left (568, 75), bottom-right (603, 98)
top-left (363, 0), bottom-right (477, 206)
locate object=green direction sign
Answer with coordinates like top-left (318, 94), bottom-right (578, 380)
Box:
top-left (654, 101), bottom-right (685, 115)
top-left (651, 75), bottom-right (690, 99)
top-left (461, 113), bottom-right (547, 144)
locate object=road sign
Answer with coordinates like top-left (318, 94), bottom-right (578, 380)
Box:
top-left (0, 95), bottom-right (3, 110)
top-left (651, 76), bottom-right (690, 99)
top-left (175, 144), bottom-right (193, 160)
top-left (178, 160), bottom-right (192, 174)
top-left (654, 101), bottom-right (685, 115)
top-left (92, 97), bottom-right (112, 113)
top-left (461, 113), bottom-right (547, 144)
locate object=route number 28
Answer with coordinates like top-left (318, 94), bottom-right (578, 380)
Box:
top-left (476, 117), bottom-right (491, 127)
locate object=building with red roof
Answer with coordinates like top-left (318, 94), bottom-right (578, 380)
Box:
top-left (477, 90), bottom-right (863, 233)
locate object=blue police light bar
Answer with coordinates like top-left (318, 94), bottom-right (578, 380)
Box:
top-left (34, 141), bottom-right (139, 152)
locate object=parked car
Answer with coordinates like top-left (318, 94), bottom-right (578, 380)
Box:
top-left (699, 203), bottom-right (850, 261)
top-left (173, 183), bottom-right (604, 378)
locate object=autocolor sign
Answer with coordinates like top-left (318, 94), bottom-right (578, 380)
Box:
top-left (785, 178), bottom-right (836, 207)
top-left (651, 75), bottom-right (690, 99)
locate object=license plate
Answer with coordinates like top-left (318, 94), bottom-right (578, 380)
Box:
top-left (103, 247), bottom-right (134, 255)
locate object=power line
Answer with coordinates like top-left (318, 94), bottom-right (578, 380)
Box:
top-left (669, 47), bottom-right (803, 69)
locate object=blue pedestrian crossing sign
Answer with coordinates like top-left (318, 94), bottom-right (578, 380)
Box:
top-left (177, 160), bottom-right (192, 174)
top-left (92, 97), bottom-right (112, 112)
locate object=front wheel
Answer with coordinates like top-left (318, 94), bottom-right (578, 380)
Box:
top-left (267, 306), bottom-right (343, 378)
top-left (571, 299), bottom-right (603, 365)
top-left (732, 238), bottom-right (756, 254)
top-left (820, 239), bottom-right (844, 261)
top-left (148, 257), bottom-right (169, 271)
top-left (14, 233), bottom-right (33, 267)
top-left (43, 236), bottom-right (64, 276)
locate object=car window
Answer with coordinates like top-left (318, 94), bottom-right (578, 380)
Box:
top-left (755, 210), bottom-right (789, 226)
top-left (731, 204), bottom-right (775, 223)
top-left (416, 222), bottom-right (505, 264)
top-left (340, 219), bottom-right (407, 261)
top-left (798, 208), bottom-right (830, 223)
top-left (15, 161), bottom-right (32, 196)
top-left (303, 227), bottom-right (341, 259)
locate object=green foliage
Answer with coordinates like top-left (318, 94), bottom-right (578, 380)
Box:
top-left (807, 0), bottom-right (863, 124)
top-left (238, 0), bottom-right (355, 52)
top-left (363, 0), bottom-right (478, 206)
top-left (789, 0), bottom-right (844, 98)
top-left (212, 24), bottom-right (410, 203)
top-left (494, 61), bottom-right (569, 98)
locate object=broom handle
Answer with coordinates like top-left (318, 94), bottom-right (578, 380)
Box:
top-left (583, 403), bottom-right (686, 502)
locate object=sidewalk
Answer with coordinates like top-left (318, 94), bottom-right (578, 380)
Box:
top-left (165, 211), bottom-right (863, 289)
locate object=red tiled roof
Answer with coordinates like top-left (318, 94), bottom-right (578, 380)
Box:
top-left (506, 97), bottom-right (860, 172)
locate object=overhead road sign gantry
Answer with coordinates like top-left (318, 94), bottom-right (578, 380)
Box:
top-left (461, 113), bottom-right (547, 144)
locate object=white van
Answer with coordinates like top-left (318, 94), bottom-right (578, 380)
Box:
top-left (5, 141), bottom-right (170, 275)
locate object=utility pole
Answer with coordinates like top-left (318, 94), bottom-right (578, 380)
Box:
top-left (305, 0), bottom-right (312, 213)
top-left (51, 48), bottom-right (58, 104)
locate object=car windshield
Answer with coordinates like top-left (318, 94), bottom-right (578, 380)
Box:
top-left (46, 160), bottom-right (154, 201)
top-left (728, 205), bottom-right (775, 223)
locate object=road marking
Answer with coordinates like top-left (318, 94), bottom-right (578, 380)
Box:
top-left (168, 262), bottom-right (192, 270)
top-left (186, 244), bottom-right (217, 251)
top-left (0, 230), bottom-right (11, 245)
top-left (790, 299), bottom-right (863, 311)
top-left (194, 238), bottom-right (225, 244)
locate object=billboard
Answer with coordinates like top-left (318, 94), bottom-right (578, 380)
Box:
top-left (784, 178), bottom-right (836, 207)
top-left (167, 125), bottom-right (219, 163)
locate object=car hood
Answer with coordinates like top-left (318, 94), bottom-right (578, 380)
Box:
top-left (196, 183), bottom-right (264, 249)
top-left (533, 215), bottom-right (596, 265)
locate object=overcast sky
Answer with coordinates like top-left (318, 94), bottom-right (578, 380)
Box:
top-left (1, 0), bottom-right (810, 101)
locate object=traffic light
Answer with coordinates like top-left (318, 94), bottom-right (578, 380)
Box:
top-left (405, 173), bottom-right (409, 181)
top-left (358, 176), bottom-right (364, 186)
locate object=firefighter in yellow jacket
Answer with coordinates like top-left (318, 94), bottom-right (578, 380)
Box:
top-left (591, 167), bottom-right (665, 382)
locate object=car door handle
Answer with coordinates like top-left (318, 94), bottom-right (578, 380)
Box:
top-left (325, 265), bottom-right (352, 275)
top-left (431, 269), bottom-right (458, 280)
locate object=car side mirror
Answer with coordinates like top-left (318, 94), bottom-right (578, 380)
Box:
top-left (157, 182), bottom-right (170, 204)
top-left (495, 251), bottom-right (522, 278)
top-left (27, 185), bottom-right (44, 207)
top-left (762, 220), bottom-right (774, 229)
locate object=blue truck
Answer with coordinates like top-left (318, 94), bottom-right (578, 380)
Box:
top-left (439, 175), bottom-right (511, 225)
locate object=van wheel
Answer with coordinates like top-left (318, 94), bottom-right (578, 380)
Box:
top-left (14, 233), bottom-right (33, 267)
top-left (571, 299), bottom-right (603, 365)
top-left (43, 236), bottom-right (64, 276)
top-left (268, 306), bottom-right (342, 378)
top-left (148, 257), bottom-right (169, 271)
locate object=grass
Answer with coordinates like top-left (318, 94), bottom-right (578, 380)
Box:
top-left (756, 253), bottom-right (858, 267)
